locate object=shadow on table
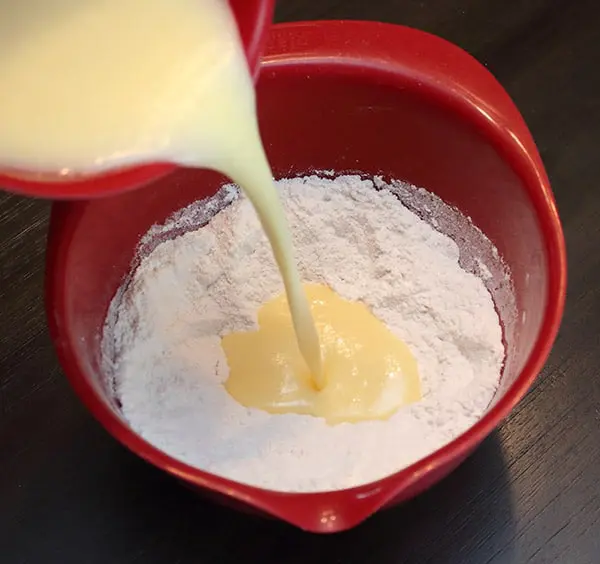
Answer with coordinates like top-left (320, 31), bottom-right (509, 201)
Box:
top-left (111, 430), bottom-right (516, 564)
top-left (0, 395), bottom-right (516, 564)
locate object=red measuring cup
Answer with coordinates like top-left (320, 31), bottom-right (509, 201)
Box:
top-left (0, 0), bottom-right (275, 200)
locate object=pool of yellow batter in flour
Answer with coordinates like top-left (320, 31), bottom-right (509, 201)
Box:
top-left (223, 284), bottom-right (422, 425)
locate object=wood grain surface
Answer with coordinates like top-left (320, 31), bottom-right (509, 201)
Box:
top-left (1, 1), bottom-right (599, 562)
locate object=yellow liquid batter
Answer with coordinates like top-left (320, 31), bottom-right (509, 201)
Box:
top-left (0, 0), bottom-right (323, 385)
top-left (1, 0), bottom-right (421, 421)
top-left (223, 284), bottom-right (422, 424)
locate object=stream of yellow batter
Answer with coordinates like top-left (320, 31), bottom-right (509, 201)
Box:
top-left (1, 0), bottom-right (421, 422)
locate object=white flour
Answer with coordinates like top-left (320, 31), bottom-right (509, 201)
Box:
top-left (102, 175), bottom-right (506, 492)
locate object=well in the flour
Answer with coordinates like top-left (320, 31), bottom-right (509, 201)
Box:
top-left (222, 282), bottom-right (422, 425)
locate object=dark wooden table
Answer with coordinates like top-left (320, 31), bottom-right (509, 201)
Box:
top-left (2, 1), bottom-right (599, 562)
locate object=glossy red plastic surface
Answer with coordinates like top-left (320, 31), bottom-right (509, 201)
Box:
top-left (45, 21), bottom-right (566, 533)
top-left (0, 0), bottom-right (275, 199)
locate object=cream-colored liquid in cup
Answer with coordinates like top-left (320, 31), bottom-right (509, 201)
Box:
top-left (0, 0), bottom-right (421, 420)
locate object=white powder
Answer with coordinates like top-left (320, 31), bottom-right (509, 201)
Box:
top-left (102, 174), bottom-right (506, 492)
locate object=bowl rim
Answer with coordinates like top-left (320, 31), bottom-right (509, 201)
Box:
top-left (45, 20), bottom-right (567, 531)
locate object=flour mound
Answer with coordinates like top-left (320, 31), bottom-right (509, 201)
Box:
top-left (102, 175), bottom-right (506, 493)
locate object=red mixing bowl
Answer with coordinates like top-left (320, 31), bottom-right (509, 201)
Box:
top-left (45, 21), bottom-right (567, 533)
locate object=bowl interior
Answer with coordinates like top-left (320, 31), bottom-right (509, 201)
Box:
top-left (46, 22), bottom-right (562, 532)
top-left (52, 66), bottom-right (548, 406)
